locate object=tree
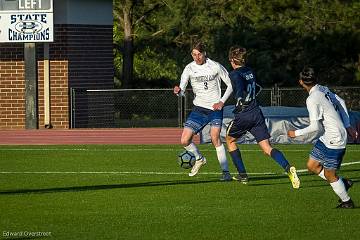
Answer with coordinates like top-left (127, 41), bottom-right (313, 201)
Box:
top-left (114, 0), bottom-right (133, 88)
top-left (113, 0), bottom-right (360, 88)
top-left (114, 0), bottom-right (166, 88)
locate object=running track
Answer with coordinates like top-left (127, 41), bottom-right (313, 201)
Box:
top-left (0, 128), bottom-right (200, 145)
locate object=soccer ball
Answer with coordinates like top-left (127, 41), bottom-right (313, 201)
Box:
top-left (177, 150), bottom-right (196, 169)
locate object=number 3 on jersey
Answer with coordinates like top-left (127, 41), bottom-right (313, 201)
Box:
top-left (204, 82), bottom-right (208, 90)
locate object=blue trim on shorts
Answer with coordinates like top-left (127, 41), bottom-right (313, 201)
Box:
top-left (310, 140), bottom-right (346, 170)
top-left (184, 106), bottom-right (223, 134)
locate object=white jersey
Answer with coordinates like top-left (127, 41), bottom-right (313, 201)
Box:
top-left (296, 84), bottom-right (350, 149)
top-left (179, 58), bottom-right (233, 110)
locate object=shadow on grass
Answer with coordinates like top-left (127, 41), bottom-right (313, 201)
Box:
top-left (1, 174), bottom-right (299, 193)
top-left (0, 179), bottom-right (219, 195)
top-left (245, 171), bottom-right (359, 188)
top-left (339, 168), bottom-right (360, 173)
top-left (1, 169), bottom-right (358, 195)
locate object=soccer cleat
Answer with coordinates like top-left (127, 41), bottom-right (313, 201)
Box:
top-left (220, 171), bottom-right (232, 181)
top-left (288, 166), bottom-right (300, 189)
top-left (188, 157), bottom-right (206, 177)
top-left (232, 174), bottom-right (249, 184)
top-left (343, 178), bottom-right (353, 192)
top-left (336, 199), bottom-right (355, 209)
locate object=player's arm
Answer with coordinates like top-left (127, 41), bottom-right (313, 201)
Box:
top-left (288, 99), bottom-right (322, 138)
top-left (213, 64), bottom-right (233, 110)
top-left (229, 71), bottom-right (246, 107)
top-left (346, 127), bottom-right (359, 141)
top-left (219, 64), bottom-right (233, 104)
top-left (334, 95), bottom-right (359, 140)
top-left (334, 94), bottom-right (351, 128)
top-left (328, 93), bottom-right (358, 140)
top-left (174, 66), bottom-right (190, 96)
top-left (288, 120), bottom-right (322, 138)
top-left (254, 73), bottom-right (263, 96)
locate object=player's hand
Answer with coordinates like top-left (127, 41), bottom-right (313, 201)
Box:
top-left (213, 101), bottom-right (224, 110)
top-left (287, 130), bottom-right (296, 138)
top-left (173, 86), bottom-right (181, 95)
top-left (346, 127), bottom-right (358, 141)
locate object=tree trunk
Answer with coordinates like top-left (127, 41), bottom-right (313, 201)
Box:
top-left (122, 2), bottom-right (133, 88)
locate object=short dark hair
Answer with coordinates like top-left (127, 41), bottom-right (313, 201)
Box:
top-left (229, 46), bottom-right (247, 65)
top-left (299, 67), bottom-right (317, 85)
top-left (191, 40), bottom-right (206, 53)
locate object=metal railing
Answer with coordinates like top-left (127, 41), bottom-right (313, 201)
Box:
top-left (70, 86), bottom-right (360, 128)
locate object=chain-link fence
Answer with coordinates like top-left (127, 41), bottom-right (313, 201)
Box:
top-left (70, 89), bottom-right (181, 128)
top-left (276, 86), bottom-right (360, 111)
top-left (70, 86), bottom-right (360, 128)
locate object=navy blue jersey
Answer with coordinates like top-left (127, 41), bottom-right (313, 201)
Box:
top-left (227, 66), bottom-right (270, 141)
top-left (229, 66), bottom-right (257, 111)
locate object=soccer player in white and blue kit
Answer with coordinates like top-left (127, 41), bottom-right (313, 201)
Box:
top-left (288, 67), bottom-right (358, 208)
top-left (173, 41), bottom-right (233, 180)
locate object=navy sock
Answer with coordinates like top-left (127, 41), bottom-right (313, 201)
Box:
top-left (229, 149), bottom-right (247, 174)
top-left (270, 148), bottom-right (290, 172)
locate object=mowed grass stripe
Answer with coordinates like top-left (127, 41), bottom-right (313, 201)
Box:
top-left (0, 144), bottom-right (360, 240)
top-left (1, 161), bottom-right (359, 175)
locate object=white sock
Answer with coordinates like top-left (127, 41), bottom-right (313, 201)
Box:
top-left (330, 179), bottom-right (350, 202)
top-left (215, 144), bottom-right (229, 172)
top-left (184, 143), bottom-right (203, 160)
top-left (318, 169), bottom-right (327, 180)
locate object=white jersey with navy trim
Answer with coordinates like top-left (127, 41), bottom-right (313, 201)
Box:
top-left (179, 58), bottom-right (233, 110)
top-left (296, 84), bottom-right (349, 149)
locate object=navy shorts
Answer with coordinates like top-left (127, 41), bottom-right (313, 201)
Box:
top-left (226, 105), bottom-right (270, 142)
top-left (184, 106), bottom-right (223, 134)
top-left (310, 140), bottom-right (346, 170)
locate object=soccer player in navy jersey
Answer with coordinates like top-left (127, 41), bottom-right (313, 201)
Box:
top-left (288, 67), bottom-right (358, 208)
top-left (225, 46), bottom-right (300, 188)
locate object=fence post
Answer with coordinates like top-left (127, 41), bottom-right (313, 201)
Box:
top-left (276, 84), bottom-right (281, 106)
top-left (178, 95), bottom-right (183, 128)
top-left (70, 88), bottom-right (75, 128)
top-left (271, 84), bottom-right (276, 106)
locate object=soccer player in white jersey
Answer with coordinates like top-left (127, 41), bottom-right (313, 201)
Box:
top-left (288, 67), bottom-right (358, 208)
top-left (173, 41), bottom-right (233, 180)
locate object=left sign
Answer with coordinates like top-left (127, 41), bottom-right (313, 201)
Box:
top-left (0, 0), bottom-right (53, 42)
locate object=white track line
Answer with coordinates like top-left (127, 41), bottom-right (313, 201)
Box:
top-left (1, 148), bottom-right (360, 152)
top-left (1, 161), bottom-right (359, 175)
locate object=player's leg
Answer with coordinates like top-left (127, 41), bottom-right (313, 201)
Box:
top-left (209, 110), bottom-right (231, 181)
top-left (257, 139), bottom-right (300, 189)
top-left (308, 157), bottom-right (353, 191)
top-left (325, 168), bottom-right (354, 208)
top-left (181, 127), bottom-right (203, 159)
top-left (210, 126), bottom-right (231, 181)
top-left (251, 111), bottom-right (300, 189)
top-left (183, 107), bottom-right (208, 177)
top-left (258, 139), bottom-right (290, 171)
top-left (311, 142), bottom-right (354, 208)
top-left (307, 141), bottom-right (353, 186)
top-left (225, 120), bottom-right (248, 183)
top-left (250, 107), bottom-right (292, 172)
top-left (306, 157), bottom-right (327, 180)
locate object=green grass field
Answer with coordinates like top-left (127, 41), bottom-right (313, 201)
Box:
top-left (0, 144), bottom-right (359, 240)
